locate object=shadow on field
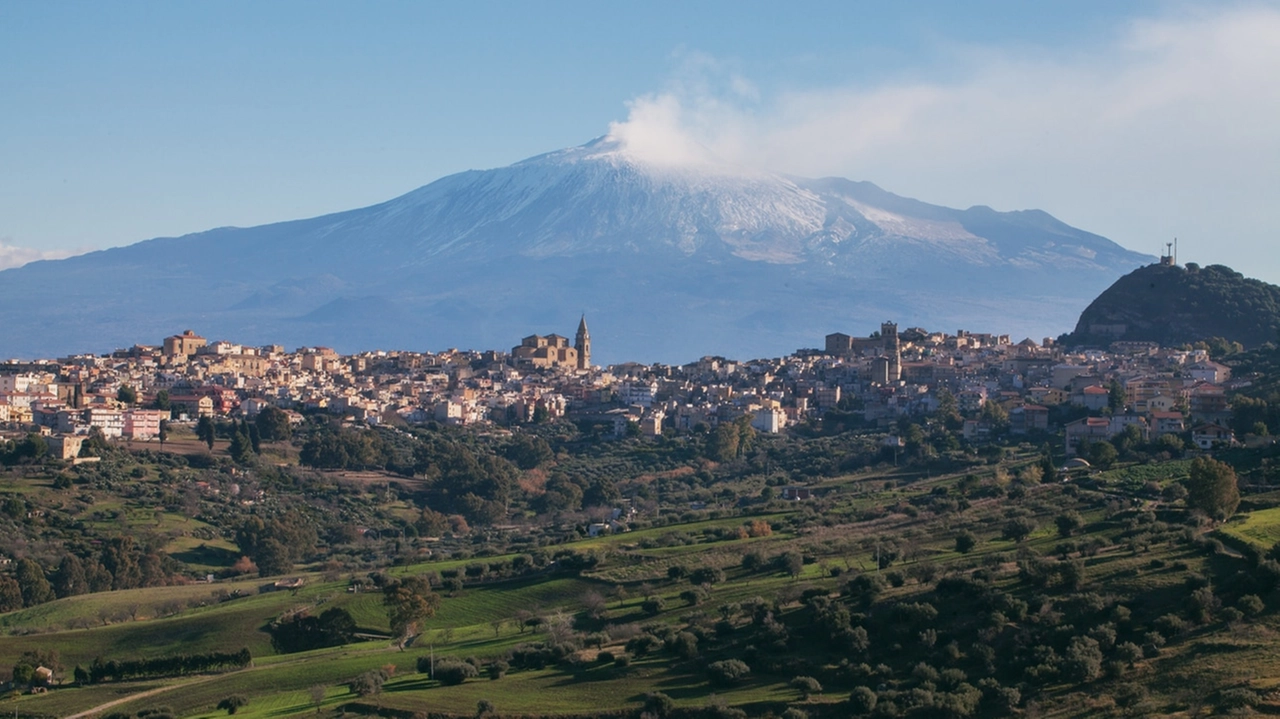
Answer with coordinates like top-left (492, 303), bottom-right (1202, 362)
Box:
top-left (387, 677), bottom-right (434, 692)
top-left (171, 544), bottom-right (240, 568)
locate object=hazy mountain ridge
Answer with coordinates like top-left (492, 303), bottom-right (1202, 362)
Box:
top-left (0, 138), bottom-right (1151, 363)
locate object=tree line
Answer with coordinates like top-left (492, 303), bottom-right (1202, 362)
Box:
top-left (78, 648), bottom-right (251, 683)
top-left (0, 536), bottom-right (177, 612)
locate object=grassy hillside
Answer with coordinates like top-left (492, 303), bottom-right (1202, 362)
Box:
top-left (6, 452), bottom-right (1280, 718)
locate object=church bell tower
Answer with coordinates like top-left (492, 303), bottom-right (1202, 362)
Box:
top-left (575, 315), bottom-right (591, 370)
top-left (882, 321), bottom-right (901, 382)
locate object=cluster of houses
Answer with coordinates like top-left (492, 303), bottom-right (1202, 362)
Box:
top-left (0, 325), bottom-right (1255, 457)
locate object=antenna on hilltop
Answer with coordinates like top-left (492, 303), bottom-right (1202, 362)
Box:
top-left (1160, 238), bottom-right (1180, 268)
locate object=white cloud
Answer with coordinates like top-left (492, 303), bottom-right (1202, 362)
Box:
top-left (605, 94), bottom-right (720, 168)
top-left (606, 4), bottom-right (1280, 276)
top-left (0, 241), bottom-right (84, 271)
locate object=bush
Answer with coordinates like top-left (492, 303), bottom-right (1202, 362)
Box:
top-left (1238, 594), bottom-right (1265, 616)
top-left (641, 596), bottom-right (666, 616)
top-left (434, 659), bottom-right (479, 686)
top-left (216, 695), bottom-right (248, 715)
top-left (790, 675), bottom-right (822, 698)
top-left (1055, 511), bottom-right (1084, 537)
top-left (643, 691), bottom-right (675, 718)
top-left (626, 634), bottom-right (662, 656)
top-left (1154, 613), bottom-right (1188, 636)
top-left (1002, 517), bottom-right (1036, 542)
top-left (980, 682), bottom-right (1021, 713)
top-left (1217, 687), bottom-right (1260, 710)
top-left (690, 566), bottom-right (725, 585)
top-left (1113, 682), bottom-right (1147, 708)
top-left (704, 707), bottom-right (747, 719)
top-left (1115, 642), bottom-right (1143, 665)
top-left (349, 671), bottom-right (384, 697)
top-left (668, 631), bottom-right (699, 659)
top-left (707, 659), bottom-right (751, 687)
top-left (849, 686), bottom-right (877, 714)
top-left (1062, 636), bottom-right (1102, 682)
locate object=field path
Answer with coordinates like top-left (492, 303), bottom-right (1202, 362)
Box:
top-left (63, 673), bottom-right (223, 719)
top-left (62, 641), bottom-right (403, 718)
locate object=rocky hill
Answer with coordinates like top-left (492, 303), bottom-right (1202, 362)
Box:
top-left (0, 136), bottom-right (1150, 363)
top-left (1063, 262), bottom-right (1280, 349)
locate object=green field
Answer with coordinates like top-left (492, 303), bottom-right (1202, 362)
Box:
top-left (1220, 505), bottom-right (1280, 547)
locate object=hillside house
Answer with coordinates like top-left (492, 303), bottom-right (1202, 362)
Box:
top-left (1191, 423), bottom-right (1235, 450)
top-left (1150, 411), bottom-right (1186, 435)
top-left (1071, 385), bottom-right (1111, 411)
top-left (781, 487), bottom-right (813, 501)
top-left (1065, 417), bottom-right (1112, 456)
top-left (1010, 404), bottom-right (1049, 434)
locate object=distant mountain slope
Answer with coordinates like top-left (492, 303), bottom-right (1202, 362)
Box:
top-left (0, 137), bottom-right (1151, 363)
top-left (1063, 263), bottom-right (1280, 349)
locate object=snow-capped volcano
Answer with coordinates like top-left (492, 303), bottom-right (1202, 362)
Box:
top-left (0, 138), bottom-right (1150, 362)
top-left (347, 136), bottom-right (829, 263)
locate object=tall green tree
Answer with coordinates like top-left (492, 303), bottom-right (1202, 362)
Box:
top-left (708, 422), bottom-right (740, 462)
top-left (229, 427), bottom-right (254, 464)
top-left (14, 433), bottom-right (47, 463)
top-left (1108, 379), bottom-right (1127, 413)
top-left (51, 554), bottom-right (89, 598)
top-left (196, 415), bottom-right (216, 450)
top-left (100, 536), bottom-right (142, 590)
top-left (1040, 448), bottom-right (1059, 484)
top-left (1087, 441), bottom-right (1118, 470)
top-left (383, 575), bottom-right (441, 641)
top-left (0, 575), bottom-right (24, 612)
top-left (116, 385), bottom-right (137, 404)
top-left (934, 388), bottom-right (964, 431)
top-left (255, 405), bottom-right (291, 442)
top-left (1185, 457), bottom-right (1240, 521)
top-left (15, 558), bottom-right (55, 607)
top-left (707, 416), bottom-right (755, 462)
top-left (255, 539), bottom-right (293, 577)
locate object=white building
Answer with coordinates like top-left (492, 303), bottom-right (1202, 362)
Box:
top-left (0, 374), bottom-right (42, 394)
top-left (86, 408), bottom-right (125, 438)
top-left (750, 407), bottom-right (787, 434)
top-left (618, 381), bottom-right (658, 408)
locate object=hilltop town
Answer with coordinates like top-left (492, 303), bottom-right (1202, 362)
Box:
top-left (0, 317), bottom-right (1253, 463)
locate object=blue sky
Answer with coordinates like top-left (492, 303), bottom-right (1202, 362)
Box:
top-left (2, 1), bottom-right (1278, 280)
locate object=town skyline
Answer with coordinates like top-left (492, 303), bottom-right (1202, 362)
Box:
top-left (2, 311), bottom-right (1242, 466)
